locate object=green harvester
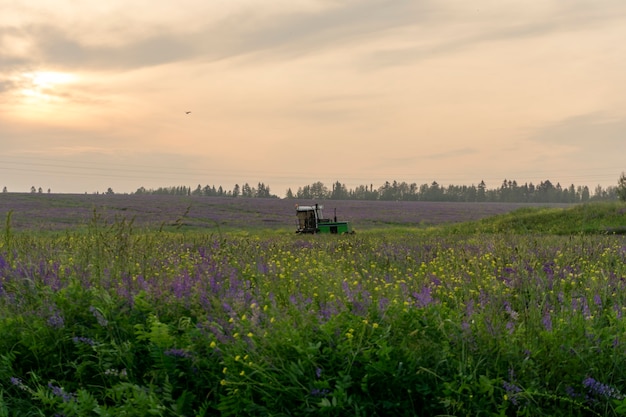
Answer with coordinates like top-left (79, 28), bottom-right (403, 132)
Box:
top-left (295, 203), bottom-right (353, 234)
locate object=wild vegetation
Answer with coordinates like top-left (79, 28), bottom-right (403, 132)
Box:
top-left (1, 198), bottom-right (626, 415)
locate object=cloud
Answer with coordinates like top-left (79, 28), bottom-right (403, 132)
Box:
top-left (3, 0), bottom-right (625, 76)
top-left (428, 147), bottom-right (478, 160)
top-left (0, 79), bottom-right (16, 93)
top-left (0, 0), bottom-right (427, 73)
top-left (528, 113), bottom-right (626, 147)
top-left (524, 113), bottom-right (626, 180)
top-left (360, 1), bottom-right (626, 69)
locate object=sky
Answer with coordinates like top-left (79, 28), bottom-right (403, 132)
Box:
top-left (1, 0), bottom-right (626, 197)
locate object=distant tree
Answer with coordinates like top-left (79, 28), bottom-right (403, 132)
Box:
top-left (466, 185), bottom-right (477, 202)
top-left (257, 182), bottom-right (272, 198)
top-left (296, 185), bottom-right (312, 199)
top-left (568, 184), bottom-right (577, 203)
top-left (379, 181), bottom-right (393, 200)
top-left (38, 187), bottom-right (43, 194)
top-left (593, 184), bottom-right (606, 200)
top-left (331, 181), bottom-right (348, 200)
top-left (285, 188), bottom-right (294, 199)
top-left (47, 188), bottom-right (51, 194)
top-left (477, 180), bottom-right (486, 202)
top-left (241, 183), bottom-right (253, 198)
top-left (106, 187), bottom-right (114, 195)
top-left (233, 184), bottom-right (240, 198)
top-left (428, 181), bottom-right (444, 201)
top-left (31, 186), bottom-right (36, 193)
top-left (2, 186), bottom-right (6, 193)
top-left (617, 172), bottom-right (626, 202)
top-left (581, 186), bottom-right (590, 202)
top-left (310, 182), bottom-right (329, 199)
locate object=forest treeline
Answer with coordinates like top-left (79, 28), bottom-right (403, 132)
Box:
top-left (133, 179), bottom-right (623, 203)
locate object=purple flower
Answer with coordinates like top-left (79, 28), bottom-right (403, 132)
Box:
top-left (10, 377), bottom-right (25, 389)
top-left (583, 377), bottom-right (624, 399)
top-left (465, 299), bottom-right (475, 318)
top-left (48, 382), bottom-right (75, 403)
top-left (542, 310), bottom-right (552, 332)
top-left (164, 348), bottom-right (192, 359)
top-left (503, 380), bottom-right (523, 405)
top-left (504, 301), bottom-right (518, 320)
top-left (89, 306), bottom-right (108, 327)
top-left (72, 336), bottom-right (95, 346)
top-left (412, 286), bottom-right (433, 308)
top-left (310, 388), bottom-right (330, 397)
top-left (378, 297), bottom-right (390, 313)
top-left (581, 297), bottom-right (591, 319)
top-left (565, 386), bottom-right (580, 398)
top-left (593, 294), bottom-right (602, 308)
top-left (430, 275), bottom-right (441, 286)
top-left (506, 321), bottom-right (515, 334)
top-left (47, 313), bottom-right (65, 329)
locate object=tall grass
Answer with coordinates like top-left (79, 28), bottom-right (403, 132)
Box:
top-left (1, 207), bottom-right (626, 415)
top-left (446, 201), bottom-right (626, 235)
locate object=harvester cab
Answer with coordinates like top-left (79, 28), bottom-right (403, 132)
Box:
top-left (295, 203), bottom-right (353, 234)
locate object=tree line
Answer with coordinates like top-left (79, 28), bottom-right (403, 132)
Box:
top-left (132, 177), bottom-right (625, 203)
top-left (133, 182), bottom-right (275, 198)
top-left (287, 180), bottom-right (618, 203)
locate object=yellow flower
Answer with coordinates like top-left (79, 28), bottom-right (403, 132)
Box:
top-left (210, 341), bottom-right (217, 349)
top-left (372, 323), bottom-right (379, 329)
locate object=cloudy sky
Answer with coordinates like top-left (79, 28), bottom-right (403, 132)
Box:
top-left (2, 0), bottom-right (625, 196)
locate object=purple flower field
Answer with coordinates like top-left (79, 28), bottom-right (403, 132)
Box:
top-left (3, 192), bottom-right (623, 415)
top-left (0, 193), bottom-right (569, 231)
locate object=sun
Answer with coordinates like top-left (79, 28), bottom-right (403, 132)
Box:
top-left (11, 71), bottom-right (82, 122)
top-left (31, 71), bottom-right (76, 88)
top-left (20, 71), bottom-right (77, 103)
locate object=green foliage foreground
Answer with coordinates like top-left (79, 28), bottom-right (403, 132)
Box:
top-left (1, 210), bottom-right (626, 416)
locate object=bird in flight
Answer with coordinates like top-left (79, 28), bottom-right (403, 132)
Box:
top-left (185, 111), bottom-right (191, 114)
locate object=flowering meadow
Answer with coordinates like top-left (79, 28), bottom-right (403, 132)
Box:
top-left (1, 202), bottom-right (626, 415)
top-left (0, 193), bottom-right (569, 232)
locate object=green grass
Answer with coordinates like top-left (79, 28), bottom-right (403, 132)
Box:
top-left (1, 203), bottom-right (626, 416)
top-left (442, 201), bottom-right (626, 235)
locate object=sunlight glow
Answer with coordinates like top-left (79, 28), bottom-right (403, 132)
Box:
top-left (19, 71), bottom-right (78, 103)
top-left (16, 71), bottom-right (78, 107)
top-left (28, 71), bottom-right (77, 88)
